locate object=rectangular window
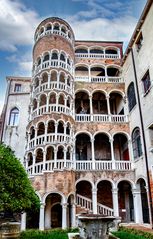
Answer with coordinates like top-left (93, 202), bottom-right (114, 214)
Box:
top-left (136, 32), bottom-right (143, 52)
top-left (14, 84), bottom-right (21, 92)
top-left (142, 70), bottom-right (151, 95)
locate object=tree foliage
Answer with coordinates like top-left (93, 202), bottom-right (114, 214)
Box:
top-left (0, 143), bottom-right (40, 213)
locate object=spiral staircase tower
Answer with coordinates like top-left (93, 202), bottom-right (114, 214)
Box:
top-left (26, 18), bottom-right (76, 229)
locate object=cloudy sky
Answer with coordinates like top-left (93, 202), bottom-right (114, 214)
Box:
top-left (0, 0), bottom-right (147, 113)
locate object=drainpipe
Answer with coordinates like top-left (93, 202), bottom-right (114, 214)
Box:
top-left (131, 48), bottom-right (153, 225)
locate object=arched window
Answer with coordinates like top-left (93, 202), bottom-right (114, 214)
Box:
top-left (127, 82), bottom-right (136, 112)
top-left (9, 107), bottom-right (19, 126)
top-left (132, 127), bottom-right (142, 159)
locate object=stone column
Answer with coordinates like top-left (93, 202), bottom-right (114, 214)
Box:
top-left (34, 127), bottom-right (38, 147)
top-left (132, 189), bottom-right (143, 223)
top-left (54, 149), bottom-right (57, 169)
top-left (48, 73), bottom-right (51, 88)
top-left (43, 150), bottom-right (46, 171)
top-left (89, 96), bottom-right (93, 121)
top-left (55, 122), bottom-right (58, 142)
top-left (106, 96), bottom-right (111, 116)
top-left (32, 154), bottom-right (36, 175)
top-left (73, 139), bottom-right (76, 170)
top-left (92, 189), bottom-right (97, 214)
top-left (21, 213), bottom-right (26, 231)
top-left (62, 203), bottom-right (67, 229)
top-left (91, 138), bottom-right (95, 170)
top-left (46, 95), bottom-right (49, 112)
top-left (105, 66), bottom-right (108, 82)
top-left (39, 203), bottom-right (45, 230)
top-left (64, 148), bottom-right (67, 168)
top-left (71, 203), bottom-right (76, 228)
top-left (110, 138), bottom-right (115, 169)
top-left (112, 188), bottom-right (119, 217)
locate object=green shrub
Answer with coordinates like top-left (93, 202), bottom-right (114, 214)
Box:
top-left (20, 228), bottom-right (79, 239)
top-left (113, 226), bottom-right (153, 239)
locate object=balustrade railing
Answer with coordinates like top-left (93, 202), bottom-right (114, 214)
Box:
top-left (32, 104), bottom-right (72, 119)
top-left (75, 114), bottom-right (128, 123)
top-left (76, 194), bottom-right (114, 216)
top-left (75, 53), bottom-right (120, 59)
top-left (75, 76), bottom-right (124, 83)
top-left (28, 133), bottom-right (72, 149)
top-left (35, 29), bottom-right (73, 44)
top-left (33, 60), bottom-right (73, 76)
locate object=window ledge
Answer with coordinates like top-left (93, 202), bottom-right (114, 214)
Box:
top-left (143, 84), bottom-right (153, 97)
top-left (134, 155), bottom-right (143, 162)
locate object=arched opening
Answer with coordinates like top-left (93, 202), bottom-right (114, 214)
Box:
top-left (97, 181), bottom-right (113, 213)
top-left (46, 24), bottom-right (52, 31)
top-left (47, 120), bottom-right (55, 133)
top-left (9, 107), bottom-right (19, 126)
top-left (51, 71), bottom-right (57, 81)
top-left (60, 53), bottom-right (66, 62)
top-left (46, 146), bottom-right (54, 161)
top-left (136, 179), bottom-right (149, 223)
top-left (105, 48), bottom-right (118, 55)
top-left (113, 133), bottom-right (129, 161)
top-left (33, 99), bottom-right (37, 110)
top-left (107, 66), bottom-right (120, 77)
top-left (37, 58), bottom-right (41, 66)
top-left (92, 92), bottom-right (107, 114)
top-left (58, 94), bottom-right (64, 105)
top-left (75, 48), bottom-right (88, 54)
top-left (132, 127), bottom-right (143, 159)
top-left (30, 126), bottom-right (35, 139)
top-left (27, 153), bottom-right (33, 166)
top-left (49, 93), bottom-right (56, 104)
top-left (118, 181), bottom-right (134, 222)
top-left (94, 133), bottom-right (111, 160)
top-left (57, 146), bottom-right (64, 159)
top-left (51, 52), bottom-right (58, 60)
top-left (45, 193), bottom-right (62, 229)
top-left (43, 54), bottom-right (49, 62)
top-left (59, 72), bottom-right (65, 83)
top-left (53, 24), bottom-right (60, 31)
top-left (67, 146), bottom-right (71, 160)
top-left (40, 28), bottom-right (44, 35)
top-left (35, 77), bottom-right (39, 88)
top-left (66, 123), bottom-right (70, 135)
top-left (127, 82), bottom-right (137, 112)
top-left (36, 148), bottom-right (43, 163)
top-left (90, 48), bottom-right (104, 54)
top-left (75, 66), bottom-right (88, 79)
top-left (67, 97), bottom-right (70, 108)
top-left (109, 92), bottom-right (124, 115)
top-left (37, 122), bottom-right (45, 136)
top-left (76, 181), bottom-right (92, 213)
top-left (39, 94), bottom-right (47, 106)
top-left (90, 66), bottom-right (105, 77)
top-left (57, 121), bottom-right (64, 133)
top-left (76, 133), bottom-right (91, 161)
top-left (61, 26), bottom-right (66, 34)
top-left (75, 92), bottom-right (90, 114)
top-left (41, 73), bottom-right (48, 84)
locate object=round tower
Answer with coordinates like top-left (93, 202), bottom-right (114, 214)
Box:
top-left (26, 17), bottom-right (76, 229)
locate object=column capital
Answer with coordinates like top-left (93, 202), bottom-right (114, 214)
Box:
top-left (92, 188), bottom-right (97, 193)
top-left (132, 189), bottom-right (141, 194)
top-left (112, 188), bottom-right (118, 193)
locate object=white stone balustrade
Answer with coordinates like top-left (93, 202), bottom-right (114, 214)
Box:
top-left (27, 160), bottom-right (133, 176)
top-left (75, 53), bottom-right (120, 59)
top-left (35, 29), bottom-right (73, 44)
top-left (75, 114), bottom-right (128, 123)
top-left (28, 133), bottom-right (72, 149)
top-left (75, 76), bottom-right (124, 83)
top-left (33, 60), bottom-right (73, 76)
top-left (32, 104), bottom-right (72, 119)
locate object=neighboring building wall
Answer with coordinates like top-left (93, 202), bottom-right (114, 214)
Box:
top-left (1, 77), bottom-right (31, 163)
top-left (123, 0), bottom-right (153, 220)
